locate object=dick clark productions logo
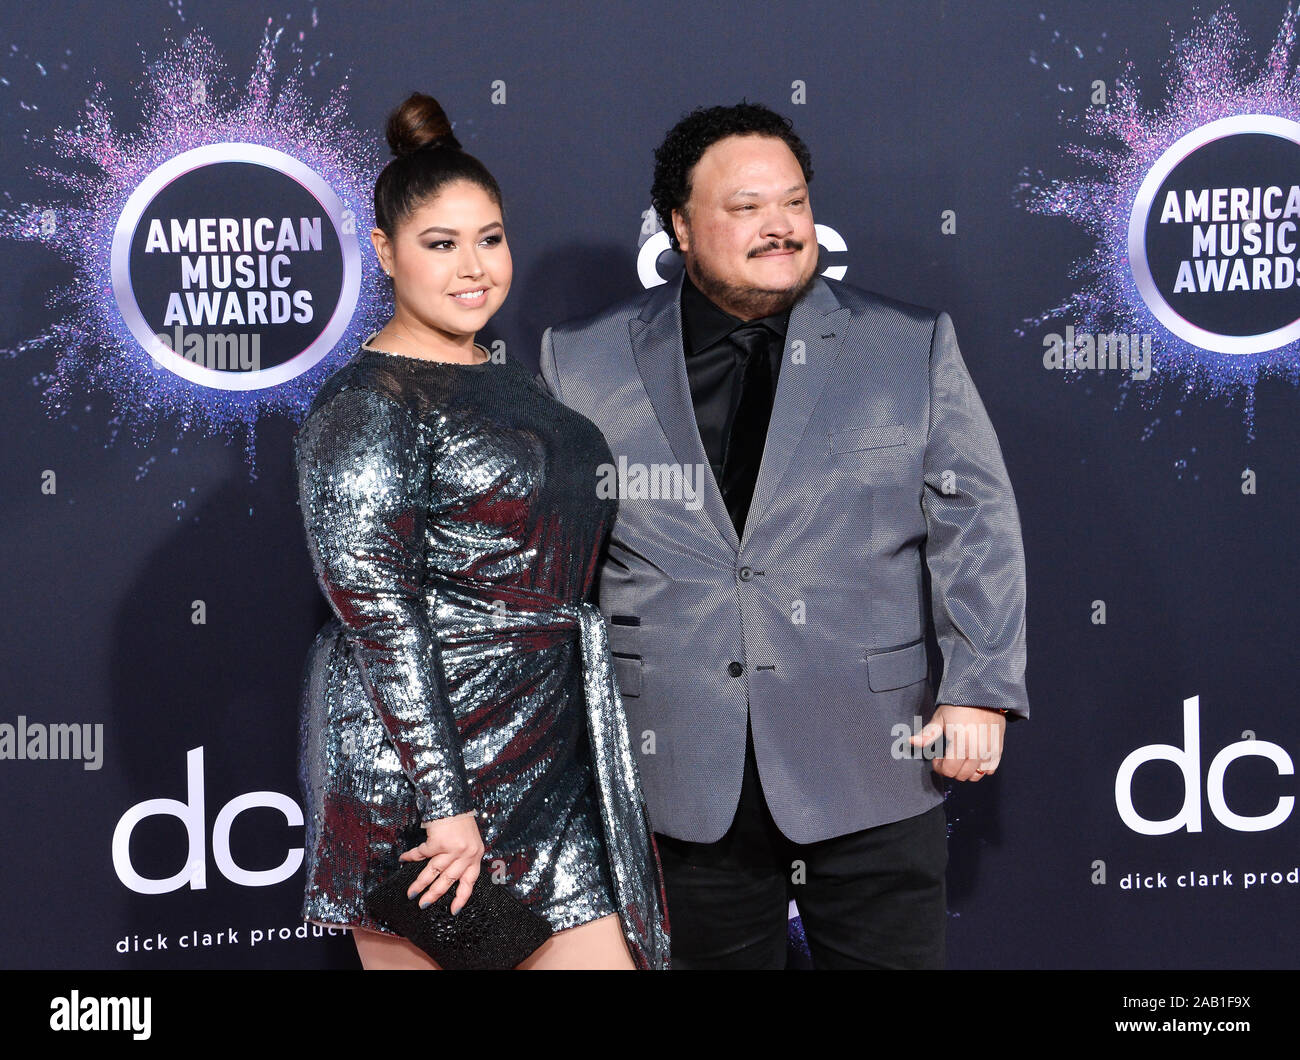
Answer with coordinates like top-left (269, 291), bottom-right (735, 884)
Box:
top-left (111, 143), bottom-right (361, 390)
top-left (1129, 114), bottom-right (1300, 355)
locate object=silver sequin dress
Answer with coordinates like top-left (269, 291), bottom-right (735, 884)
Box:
top-left (294, 336), bottom-right (669, 968)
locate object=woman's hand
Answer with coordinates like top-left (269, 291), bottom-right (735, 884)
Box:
top-left (398, 811), bottom-right (485, 915)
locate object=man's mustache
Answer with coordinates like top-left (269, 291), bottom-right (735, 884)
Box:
top-left (749, 239), bottom-right (805, 257)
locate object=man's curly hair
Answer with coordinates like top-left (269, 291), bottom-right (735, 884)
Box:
top-left (651, 101), bottom-right (814, 253)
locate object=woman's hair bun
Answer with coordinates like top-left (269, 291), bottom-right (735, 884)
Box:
top-left (385, 92), bottom-right (462, 158)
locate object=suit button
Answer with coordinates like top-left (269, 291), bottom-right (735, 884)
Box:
top-left (728, 661), bottom-right (744, 677)
top-left (738, 566), bottom-right (752, 581)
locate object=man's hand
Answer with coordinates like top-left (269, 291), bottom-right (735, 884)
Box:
top-left (908, 703), bottom-right (1005, 781)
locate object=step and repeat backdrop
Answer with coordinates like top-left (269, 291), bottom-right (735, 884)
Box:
top-left (1, 0), bottom-right (1296, 969)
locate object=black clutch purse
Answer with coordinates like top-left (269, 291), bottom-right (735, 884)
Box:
top-left (364, 852), bottom-right (553, 970)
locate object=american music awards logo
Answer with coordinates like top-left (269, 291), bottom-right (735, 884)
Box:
top-left (0, 23), bottom-right (388, 470)
top-left (112, 143), bottom-right (360, 391)
top-left (1129, 114), bottom-right (1300, 356)
top-left (1019, 5), bottom-right (1300, 441)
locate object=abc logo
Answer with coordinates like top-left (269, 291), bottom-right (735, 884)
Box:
top-left (637, 222), bottom-right (848, 288)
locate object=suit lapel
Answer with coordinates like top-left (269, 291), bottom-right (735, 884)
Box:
top-left (629, 270), bottom-right (849, 555)
top-left (741, 276), bottom-right (848, 548)
top-left (630, 269), bottom-right (739, 552)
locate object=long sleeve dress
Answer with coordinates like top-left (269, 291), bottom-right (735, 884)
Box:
top-left (293, 334), bottom-right (669, 969)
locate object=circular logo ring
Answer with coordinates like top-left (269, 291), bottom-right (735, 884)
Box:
top-left (1128, 114), bottom-right (1300, 355)
top-left (111, 143), bottom-right (361, 390)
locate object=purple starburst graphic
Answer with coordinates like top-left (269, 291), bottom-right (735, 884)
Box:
top-left (1017, 4), bottom-right (1300, 440)
top-left (0, 18), bottom-right (390, 477)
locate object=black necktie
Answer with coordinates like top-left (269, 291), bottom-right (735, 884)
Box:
top-left (720, 323), bottom-right (774, 536)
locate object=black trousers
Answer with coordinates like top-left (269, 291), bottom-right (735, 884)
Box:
top-left (655, 717), bottom-right (947, 969)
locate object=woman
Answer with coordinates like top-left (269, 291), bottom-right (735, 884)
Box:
top-left (294, 92), bottom-right (668, 969)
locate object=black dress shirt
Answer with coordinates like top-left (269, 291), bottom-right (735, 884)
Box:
top-left (679, 268), bottom-right (791, 535)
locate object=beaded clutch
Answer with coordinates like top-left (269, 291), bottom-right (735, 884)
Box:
top-left (364, 854), bottom-right (554, 970)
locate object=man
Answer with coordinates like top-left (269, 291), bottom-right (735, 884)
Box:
top-left (538, 103), bottom-right (1028, 969)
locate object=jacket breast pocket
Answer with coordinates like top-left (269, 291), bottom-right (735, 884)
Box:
top-left (865, 639), bottom-right (927, 692)
top-left (829, 423), bottom-right (906, 456)
top-left (612, 654), bottom-right (642, 698)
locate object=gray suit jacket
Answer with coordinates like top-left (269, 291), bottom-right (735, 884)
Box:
top-left (539, 270), bottom-right (1027, 844)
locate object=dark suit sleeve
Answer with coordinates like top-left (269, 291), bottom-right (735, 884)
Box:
top-left (294, 385), bottom-right (476, 821)
top-left (920, 312), bottom-right (1029, 718)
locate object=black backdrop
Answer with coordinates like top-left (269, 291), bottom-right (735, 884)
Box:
top-left (1, 0), bottom-right (1296, 969)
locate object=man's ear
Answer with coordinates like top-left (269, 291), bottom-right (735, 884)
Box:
top-left (670, 208), bottom-right (690, 253)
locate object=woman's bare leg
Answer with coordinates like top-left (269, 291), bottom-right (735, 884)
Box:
top-left (515, 913), bottom-right (634, 970)
top-left (352, 925), bottom-right (442, 969)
